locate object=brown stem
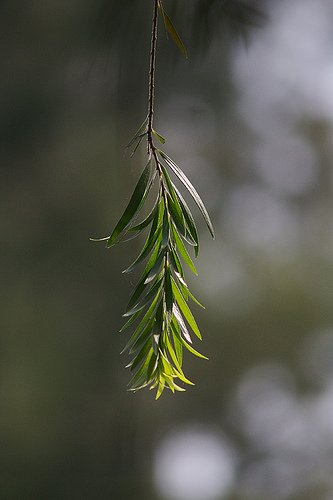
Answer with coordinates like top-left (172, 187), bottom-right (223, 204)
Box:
top-left (147, 0), bottom-right (159, 156)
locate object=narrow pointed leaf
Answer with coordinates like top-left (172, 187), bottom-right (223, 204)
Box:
top-left (152, 129), bottom-right (166, 144)
top-left (129, 197), bottom-right (159, 232)
top-left (171, 224), bottom-right (198, 275)
top-left (123, 225), bottom-right (162, 274)
top-left (126, 115), bottom-right (148, 148)
top-left (158, 2), bottom-right (188, 58)
top-left (175, 186), bottom-right (199, 257)
top-left (165, 264), bottom-right (173, 317)
top-left (172, 305), bottom-right (192, 344)
top-left (159, 150), bottom-right (215, 239)
top-left (127, 338), bottom-right (151, 371)
top-left (124, 276), bottom-right (163, 317)
top-left (172, 325), bottom-right (208, 360)
top-left (107, 159), bottom-right (153, 247)
top-left (171, 277), bottom-right (202, 340)
top-left (144, 248), bottom-right (166, 284)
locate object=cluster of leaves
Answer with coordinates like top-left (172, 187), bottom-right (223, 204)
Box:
top-left (92, 0), bottom-right (215, 398)
top-left (93, 118), bottom-right (214, 398)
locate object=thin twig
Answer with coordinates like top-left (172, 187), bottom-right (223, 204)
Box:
top-left (147, 0), bottom-right (159, 155)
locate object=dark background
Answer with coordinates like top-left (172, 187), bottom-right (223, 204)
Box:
top-left (2, 1), bottom-right (333, 498)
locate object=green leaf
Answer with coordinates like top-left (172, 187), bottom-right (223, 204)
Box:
top-left (156, 378), bottom-right (165, 400)
top-left (122, 225), bottom-right (162, 274)
top-left (107, 159), bottom-right (153, 247)
top-left (158, 150), bottom-right (215, 239)
top-left (119, 310), bottom-right (143, 333)
top-left (152, 129), bottom-right (166, 144)
top-left (144, 248), bottom-right (166, 285)
top-left (179, 281), bottom-right (205, 309)
top-left (173, 329), bottom-right (183, 366)
top-left (167, 193), bottom-right (190, 243)
top-left (124, 276), bottom-right (163, 317)
top-left (171, 277), bottom-right (202, 340)
top-left (128, 347), bottom-right (154, 389)
top-left (172, 305), bottom-right (192, 344)
top-left (175, 186), bottom-right (199, 257)
top-left (172, 323), bottom-right (208, 360)
top-left (171, 224), bottom-right (198, 275)
top-left (125, 231), bottom-right (162, 311)
top-left (158, 1), bottom-right (188, 58)
top-left (165, 263), bottom-right (173, 318)
top-left (169, 246), bottom-right (184, 277)
top-left (161, 209), bottom-right (170, 249)
top-left (164, 337), bottom-right (182, 374)
top-left (127, 337), bottom-right (151, 371)
top-left (126, 115), bottom-right (148, 148)
top-left (122, 294), bottom-right (160, 353)
top-left (129, 197), bottom-right (159, 232)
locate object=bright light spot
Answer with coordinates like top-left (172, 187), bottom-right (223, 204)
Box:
top-left (153, 427), bottom-right (236, 500)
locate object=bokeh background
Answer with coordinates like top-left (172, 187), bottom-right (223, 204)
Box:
top-left (2, 0), bottom-right (333, 498)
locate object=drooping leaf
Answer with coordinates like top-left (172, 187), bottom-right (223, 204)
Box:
top-left (165, 263), bottom-right (173, 318)
top-left (171, 224), bottom-right (198, 275)
top-left (144, 248), bottom-right (166, 284)
top-left (122, 294), bottom-right (160, 353)
top-left (128, 347), bottom-right (154, 390)
top-left (152, 129), bottom-right (166, 144)
top-left (174, 186), bottom-right (199, 257)
top-left (127, 337), bottom-right (152, 371)
top-left (161, 208), bottom-right (170, 249)
top-left (172, 305), bottom-right (192, 344)
top-left (124, 276), bottom-right (163, 317)
top-left (169, 245), bottom-right (184, 277)
top-left (171, 277), bottom-right (202, 340)
top-left (129, 196), bottom-right (159, 232)
top-left (125, 232), bottom-right (162, 311)
top-left (107, 159), bottom-right (153, 247)
top-left (123, 225), bottom-right (162, 274)
top-left (126, 115), bottom-right (148, 149)
top-left (158, 0), bottom-right (188, 58)
top-left (173, 326), bottom-right (208, 360)
top-left (158, 150), bottom-right (215, 239)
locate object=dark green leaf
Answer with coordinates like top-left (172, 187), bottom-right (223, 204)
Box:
top-left (107, 159), bottom-right (153, 247)
top-left (127, 337), bottom-right (151, 371)
top-left (158, 150), bottom-right (215, 239)
top-left (119, 310), bottom-right (143, 333)
top-left (122, 225), bottom-right (162, 274)
top-left (124, 276), bottom-right (163, 317)
top-left (171, 277), bottom-right (202, 340)
top-left (175, 186), bottom-right (199, 257)
top-left (122, 294), bottom-right (160, 353)
top-left (125, 232), bottom-right (162, 311)
top-left (161, 209), bottom-right (170, 249)
top-left (144, 248), bottom-right (166, 284)
top-left (165, 264), bottom-right (173, 317)
top-left (169, 246), bottom-right (184, 277)
top-left (128, 347), bottom-right (154, 389)
top-left (171, 224), bottom-right (198, 275)
top-left (129, 197), bottom-right (159, 232)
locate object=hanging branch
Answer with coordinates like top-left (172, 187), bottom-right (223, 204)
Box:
top-left (92, 0), bottom-right (214, 399)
